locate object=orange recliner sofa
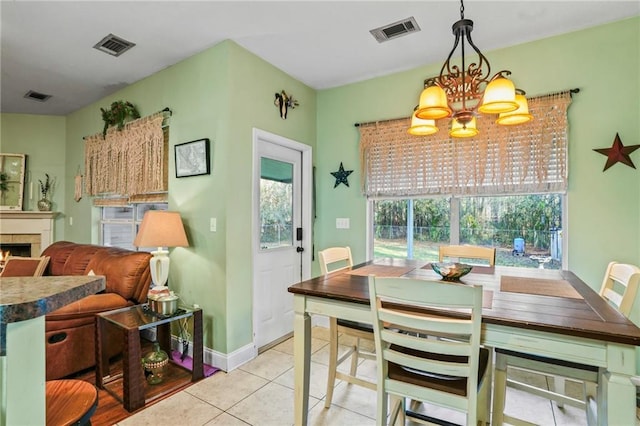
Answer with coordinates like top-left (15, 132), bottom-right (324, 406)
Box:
top-left (42, 241), bottom-right (152, 380)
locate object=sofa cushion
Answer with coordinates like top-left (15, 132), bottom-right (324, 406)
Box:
top-left (46, 293), bottom-right (129, 323)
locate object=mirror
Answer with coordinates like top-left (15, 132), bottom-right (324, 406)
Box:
top-left (0, 153), bottom-right (26, 210)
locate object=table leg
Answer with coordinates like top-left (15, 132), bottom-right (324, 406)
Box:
top-left (122, 328), bottom-right (144, 412)
top-left (94, 316), bottom-right (109, 389)
top-left (598, 345), bottom-right (637, 426)
top-left (191, 310), bottom-right (204, 381)
top-left (293, 296), bottom-right (311, 426)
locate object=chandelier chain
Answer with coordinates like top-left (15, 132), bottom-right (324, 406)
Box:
top-left (460, 0), bottom-right (465, 19)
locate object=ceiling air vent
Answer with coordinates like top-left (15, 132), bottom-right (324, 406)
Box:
top-left (93, 33), bottom-right (136, 57)
top-left (24, 90), bottom-right (52, 102)
top-left (370, 17), bottom-right (420, 43)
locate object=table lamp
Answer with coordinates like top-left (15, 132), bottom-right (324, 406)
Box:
top-left (133, 210), bottom-right (189, 287)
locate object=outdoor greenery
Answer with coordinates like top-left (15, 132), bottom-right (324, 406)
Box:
top-left (260, 178), bottom-right (293, 248)
top-left (375, 195), bottom-right (561, 249)
top-left (374, 194), bottom-right (563, 269)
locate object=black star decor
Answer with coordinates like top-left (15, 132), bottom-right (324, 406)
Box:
top-left (330, 162), bottom-right (353, 188)
top-left (593, 133), bottom-right (640, 171)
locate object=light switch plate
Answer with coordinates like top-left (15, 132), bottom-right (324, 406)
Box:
top-left (336, 218), bottom-right (350, 229)
top-left (210, 217), bottom-right (217, 232)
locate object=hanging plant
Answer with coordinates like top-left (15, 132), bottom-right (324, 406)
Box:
top-left (100, 100), bottom-right (141, 137)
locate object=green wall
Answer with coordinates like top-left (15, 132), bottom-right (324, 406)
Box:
top-left (0, 113), bottom-right (66, 239)
top-left (316, 16), bottom-right (640, 291)
top-left (62, 40), bottom-right (316, 354)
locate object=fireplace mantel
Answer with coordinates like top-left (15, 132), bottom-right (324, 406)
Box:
top-left (0, 211), bottom-right (59, 256)
top-left (0, 211), bottom-right (58, 220)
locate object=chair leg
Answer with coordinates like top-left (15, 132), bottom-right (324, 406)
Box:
top-left (554, 376), bottom-right (566, 408)
top-left (349, 337), bottom-right (360, 377)
top-left (325, 317), bottom-right (339, 408)
top-left (377, 391), bottom-right (388, 426)
top-left (389, 395), bottom-right (403, 425)
top-left (477, 349), bottom-right (492, 425)
top-left (492, 352), bottom-right (508, 426)
top-left (584, 381), bottom-right (598, 426)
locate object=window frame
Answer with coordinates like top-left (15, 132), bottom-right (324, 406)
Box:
top-left (367, 193), bottom-right (568, 268)
top-left (99, 203), bottom-right (168, 250)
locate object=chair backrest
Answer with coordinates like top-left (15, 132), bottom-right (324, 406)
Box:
top-left (439, 245), bottom-right (496, 266)
top-left (599, 262), bottom-right (640, 317)
top-left (318, 246), bottom-right (353, 275)
top-left (368, 275), bottom-right (484, 419)
top-left (0, 256), bottom-right (50, 277)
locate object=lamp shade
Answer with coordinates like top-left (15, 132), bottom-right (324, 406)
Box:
top-left (134, 211), bottom-right (188, 287)
top-left (134, 211), bottom-right (189, 248)
top-left (496, 93), bottom-right (533, 126)
top-left (416, 85), bottom-right (452, 120)
top-left (408, 112), bottom-right (439, 136)
top-left (450, 117), bottom-right (479, 138)
top-left (478, 77), bottom-right (518, 114)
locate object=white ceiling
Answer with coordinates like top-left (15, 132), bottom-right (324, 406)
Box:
top-left (1, 1), bottom-right (638, 116)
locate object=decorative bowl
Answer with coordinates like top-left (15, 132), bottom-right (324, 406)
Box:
top-left (430, 262), bottom-right (473, 281)
top-left (148, 293), bottom-right (179, 315)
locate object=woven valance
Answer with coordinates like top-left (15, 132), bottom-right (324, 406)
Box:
top-left (85, 112), bottom-right (168, 205)
top-left (359, 91), bottom-right (572, 198)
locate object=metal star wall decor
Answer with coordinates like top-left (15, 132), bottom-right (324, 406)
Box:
top-left (593, 133), bottom-right (640, 171)
top-left (330, 162), bottom-right (353, 188)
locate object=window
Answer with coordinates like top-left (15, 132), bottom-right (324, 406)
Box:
top-left (372, 194), bottom-right (564, 269)
top-left (100, 203), bottom-right (168, 250)
top-left (362, 91), bottom-right (572, 269)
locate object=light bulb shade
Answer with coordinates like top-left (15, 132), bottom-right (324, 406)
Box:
top-left (416, 85), bottom-right (452, 120)
top-left (450, 117), bottom-right (479, 138)
top-left (496, 93), bottom-right (533, 125)
top-left (134, 211), bottom-right (189, 248)
top-left (408, 112), bottom-right (439, 136)
top-left (478, 77), bottom-right (518, 114)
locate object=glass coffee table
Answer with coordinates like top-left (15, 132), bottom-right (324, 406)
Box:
top-left (95, 304), bottom-right (204, 412)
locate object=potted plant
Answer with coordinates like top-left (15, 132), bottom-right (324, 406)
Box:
top-left (100, 100), bottom-right (140, 137)
top-left (38, 173), bottom-right (54, 211)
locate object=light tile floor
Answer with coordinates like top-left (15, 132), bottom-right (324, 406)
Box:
top-left (119, 327), bottom-right (640, 426)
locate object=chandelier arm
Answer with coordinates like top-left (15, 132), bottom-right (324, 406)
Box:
top-left (463, 31), bottom-right (491, 83)
top-left (439, 32), bottom-right (462, 85)
top-left (460, 26), bottom-right (468, 112)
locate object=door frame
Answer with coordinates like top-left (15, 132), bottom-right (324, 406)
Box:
top-left (251, 128), bottom-right (312, 349)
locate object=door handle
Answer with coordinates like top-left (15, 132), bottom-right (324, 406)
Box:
top-left (296, 246), bottom-right (304, 253)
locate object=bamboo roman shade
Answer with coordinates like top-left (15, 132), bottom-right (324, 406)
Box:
top-left (85, 111), bottom-right (168, 205)
top-left (359, 91), bottom-right (572, 198)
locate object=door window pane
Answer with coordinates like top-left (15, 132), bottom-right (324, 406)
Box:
top-left (260, 158), bottom-right (293, 249)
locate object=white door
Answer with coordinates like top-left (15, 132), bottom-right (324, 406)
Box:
top-left (252, 129), bottom-right (312, 350)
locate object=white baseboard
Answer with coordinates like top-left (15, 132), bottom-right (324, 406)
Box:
top-left (165, 316), bottom-right (331, 373)
top-left (170, 336), bottom-right (256, 372)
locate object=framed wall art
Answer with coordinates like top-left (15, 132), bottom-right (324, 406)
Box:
top-left (0, 153), bottom-right (26, 210)
top-left (174, 138), bottom-right (210, 178)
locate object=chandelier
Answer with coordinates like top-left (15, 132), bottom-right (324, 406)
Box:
top-left (408, 0), bottom-right (532, 138)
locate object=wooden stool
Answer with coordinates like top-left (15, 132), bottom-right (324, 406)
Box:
top-left (46, 379), bottom-right (98, 426)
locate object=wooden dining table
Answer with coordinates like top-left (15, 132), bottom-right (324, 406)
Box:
top-left (287, 258), bottom-right (640, 426)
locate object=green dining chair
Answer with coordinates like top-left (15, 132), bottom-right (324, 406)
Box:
top-left (368, 275), bottom-right (490, 426)
top-left (438, 245), bottom-right (496, 266)
top-left (492, 261), bottom-right (640, 425)
top-left (319, 246), bottom-right (376, 409)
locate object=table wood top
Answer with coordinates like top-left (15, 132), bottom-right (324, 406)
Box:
top-left (288, 258), bottom-right (640, 347)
